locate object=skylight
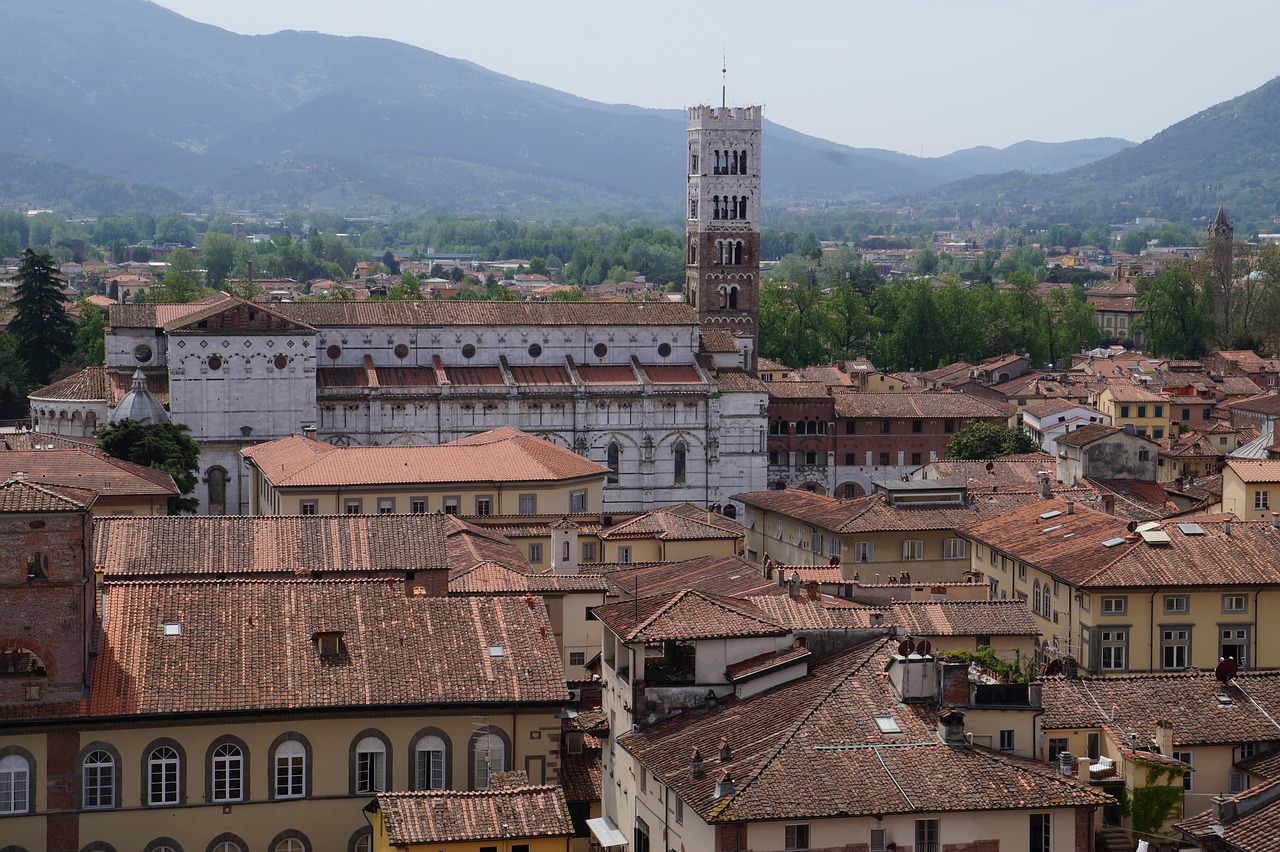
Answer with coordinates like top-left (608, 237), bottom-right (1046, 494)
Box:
top-left (1102, 537), bottom-right (1127, 548)
top-left (162, 622), bottom-right (181, 636)
top-left (1177, 523), bottom-right (1205, 536)
top-left (873, 715), bottom-right (902, 734)
top-left (1039, 510), bottom-right (1062, 520)
top-left (1139, 530), bottom-right (1172, 546)
top-left (488, 645), bottom-right (505, 657)
top-left (1135, 521), bottom-right (1161, 533)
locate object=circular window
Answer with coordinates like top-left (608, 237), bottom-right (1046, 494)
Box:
top-left (593, 343), bottom-right (608, 358)
top-left (528, 343), bottom-right (543, 358)
top-left (461, 343), bottom-right (477, 359)
top-left (208, 355), bottom-right (223, 371)
top-left (394, 343), bottom-right (410, 359)
top-left (134, 344), bottom-right (153, 363)
top-left (326, 345), bottom-right (341, 360)
top-left (274, 354), bottom-right (289, 370)
top-left (657, 342), bottom-right (672, 357)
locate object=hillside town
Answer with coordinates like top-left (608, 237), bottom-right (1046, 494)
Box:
top-left (6, 103), bottom-right (1280, 852)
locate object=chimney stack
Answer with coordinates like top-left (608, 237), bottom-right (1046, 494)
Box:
top-left (689, 747), bottom-right (704, 780)
top-left (714, 769), bottom-right (735, 799)
top-left (1223, 520), bottom-right (1232, 538)
top-left (718, 736), bottom-right (732, 763)
top-left (788, 572), bottom-right (800, 599)
top-left (1101, 495), bottom-right (1116, 515)
top-left (1272, 512), bottom-right (1279, 531)
top-left (1065, 500), bottom-right (1075, 515)
top-left (1036, 471), bottom-right (1052, 500)
top-left (938, 708), bottom-right (965, 745)
top-left (1155, 719), bottom-right (1174, 756)
top-left (1057, 750), bottom-right (1075, 777)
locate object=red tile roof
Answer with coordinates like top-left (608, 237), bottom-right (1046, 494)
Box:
top-left (270, 300), bottom-right (700, 328)
top-left (603, 555), bottom-right (785, 600)
top-left (242, 427), bottom-right (608, 487)
top-left (87, 579), bottom-right (566, 716)
top-left (0, 432), bottom-right (100, 451)
top-left (644, 364), bottom-right (704, 385)
top-left (713, 370), bottom-right (768, 393)
top-left (883, 600), bottom-right (1040, 636)
top-left (0, 478), bottom-right (95, 512)
top-left (1225, 460), bottom-right (1280, 483)
top-left (620, 639), bottom-right (1111, 822)
top-left (576, 365), bottom-right (637, 385)
top-left (699, 329), bottom-right (740, 354)
top-left (734, 488), bottom-right (1051, 533)
top-left (599, 508), bottom-right (742, 541)
top-left (28, 365), bottom-right (109, 402)
top-left (1054, 423), bottom-right (1125, 447)
top-left (375, 786), bottom-right (573, 845)
top-left (767, 380), bottom-right (830, 400)
top-left (507, 365), bottom-right (573, 387)
top-left (593, 589), bottom-right (786, 642)
top-left (1229, 394), bottom-right (1280, 416)
top-left (833, 391), bottom-right (1009, 419)
top-left (93, 514), bottom-right (449, 575)
top-left (0, 449), bottom-right (177, 497)
top-left (1176, 776), bottom-right (1280, 851)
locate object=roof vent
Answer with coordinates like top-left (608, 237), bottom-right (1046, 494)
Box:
top-left (714, 769), bottom-right (735, 798)
top-left (1102, 537), bottom-right (1127, 548)
top-left (162, 622), bottom-right (181, 636)
top-left (488, 645), bottom-right (505, 657)
top-left (718, 736), bottom-right (732, 763)
top-left (689, 747), bottom-right (704, 780)
top-left (1177, 523), bottom-right (1205, 536)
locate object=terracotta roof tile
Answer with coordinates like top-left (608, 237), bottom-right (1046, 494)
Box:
top-left (767, 380), bottom-right (831, 399)
top-left (445, 516), bottom-right (531, 570)
top-left (1054, 423), bottom-right (1125, 447)
top-left (1229, 393), bottom-right (1280, 416)
top-left (833, 391), bottom-right (1009, 419)
top-left (725, 645), bottom-right (812, 680)
top-left (269, 300), bottom-right (699, 328)
top-left (0, 432), bottom-right (100, 451)
top-left (698, 329), bottom-right (740, 353)
top-left (89, 579), bottom-right (566, 716)
top-left (28, 366), bottom-right (109, 402)
top-left (1176, 776), bottom-right (1280, 850)
top-left (713, 370), bottom-right (768, 394)
top-left (603, 555), bottom-right (785, 600)
top-left (884, 600), bottom-right (1040, 636)
top-left (620, 640), bottom-right (1111, 822)
top-left (1225, 460), bottom-right (1280, 483)
top-left (242, 428), bottom-right (608, 487)
top-left (1101, 381), bottom-right (1168, 403)
top-left (559, 737), bottom-right (603, 803)
top-left (734, 489), bottom-right (1053, 533)
top-left (644, 364), bottom-right (704, 385)
top-left (744, 595), bottom-right (874, 630)
top-left (593, 589), bottom-right (786, 642)
top-left (0, 449), bottom-right (177, 497)
top-left (107, 294), bottom-right (234, 328)
top-left (599, 508), bottom-right (742, 541)
top-left (0, 478), bottom-right (95, 512)
top-left (576, 365), bottom-right (638, 385)
top-left (375, 786), bottom-right (573, 845)
top-left (508, 365), bottom-right (573, 387)
top-left (94, 514), bottom-right (449, 575)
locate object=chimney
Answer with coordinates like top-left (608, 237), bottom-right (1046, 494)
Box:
top-left (689, 747), bottom-right (704, 780)
top-left (714, 769), bottom-right (735, 799)
top-left (804, 581), bottom-right (820, 601)
top-left (1065, 500), bottom-right (1075, 515)
top-left (1078, 755), bottom-right (1093, 780)
top-left (1155, 719), bottom-right (1173, 756)
top-left (788, 572), bottom-right (801, 599)
top-left (938, 708), bottom-right (965, 745)
top-left (1223, 520), bottom-right (1232, 538)
top-left (1036, 471), bottom-right (1052, 500)
top-left (301, 423), bottom-right (317, 440)
top-left (1057, 750), bottom-right (1075, 777)
top-left (718, 736), bottom-right (732, 763)
top-left (1101, 495), bottom-right (1116, 515)
top-left (1272, 512), bottom-right (1279, 530)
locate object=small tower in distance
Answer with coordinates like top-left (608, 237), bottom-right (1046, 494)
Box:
top-left (685, 102), bottom-right (762, 369)
top-left (1209, 203), bottom-right (1234, 241)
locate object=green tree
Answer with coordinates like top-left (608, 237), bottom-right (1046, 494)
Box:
top-left (0, 334), bottom-right (30, 418)
top-left (97, 419), bottom-right (201, 514)
top-left (8, 249), bottom-right (74, 385)
top-left (1133, 266), bottom-right (1215, 357)
top-left (388, 271), bottom-right (423, 300)
top-left (72, 298), bottom-right (107, 367)
top-left (154, 215), bottom-right (195, 245)
top-left (201, 233), bottom-right (239, 291)
top-left (148, 248), bottom-right (205, 304)
top-left (548, 287), bottom-right (585, 301)
top-left (945, 422), bottom-right (1039, 460)
top-left (759, 281), bottom-right (832, 367)
top-left (914, 248), bottom-right (940, 275)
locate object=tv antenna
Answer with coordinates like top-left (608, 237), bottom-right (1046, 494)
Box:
top-left (722, 50), bottom-right (727, 109)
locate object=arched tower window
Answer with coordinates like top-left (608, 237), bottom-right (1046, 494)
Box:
top-left (712, 196), bottom-right (721, 220)
top-left (606, 442), bottom-right (620, 485)
top-left (715, 241), bottom-right (724, 265)
top-left (733, 241), bottom-right (744, 265)
top-left (741, 149), bottom-right (748, 173)
top-left (728, 286), bottom-right (739, 311)
top-left (25, 553), bottom-right (48, 581)
top-left (731, 150), bottom-right (739, 174)
top-left (674, 442), bottom-right (687, 485)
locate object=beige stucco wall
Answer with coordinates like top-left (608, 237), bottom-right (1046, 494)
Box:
top-left (257, 476), bottom-right (604, 518)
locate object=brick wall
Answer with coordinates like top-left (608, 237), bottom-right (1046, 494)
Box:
top-left (46, 729), bottom-right (80, 852)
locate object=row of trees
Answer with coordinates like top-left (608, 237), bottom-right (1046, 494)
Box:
top-left (759, 249), bottom-right (1101, 371)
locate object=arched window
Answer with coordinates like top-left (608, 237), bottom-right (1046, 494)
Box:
top-left (210, 742), bottom-right (244, 802)
top-left (727, 286), bottom-right (738, 311)
top-left (206, 467), bottom-right (228, 515)
top-left (562, 540), bottom-right (570, 562)
top-left (274, 739), bottom-right (306, 799)
top-left (1033, 580), bottom-right (1042, 616)
top-left (211, 843), bottom-right (243, 852)
top-left (147, 746), bottom-right (180, 806)
top-left (0, 753), bottom-right (30, 813)
top-left (674, 442), bottom-right (687, 485)
top-left (723, 504), bottom-right (737, 519)
top-left (274, 839), bottom-right (306, 852)
top-left (720, 196), bottom-right (729, 219)
top-left (740, 150), bottom-right (748, 173)
top-left (415, 735), bottom-right (447, 790)
top-left (83, 750), bottom-right (115, 809)
top-left (712, 195), bottom-right (720, 220)
top-left (350, 831), bottom-right (373, 852)
top-left (715, 240), bottom-right (724, 265)
top-left (472, 733), bottom-right (505, 790)
top-left (731, 150), bottom-right (739, 174)
top-left (354, 736), bottom-right (386, 794)
top-left (733, 241), bottom-right (744, 265)
top-left (26, 552), bottom-right (47, 581)
top-left (606, 442), bottom-right (620, 485)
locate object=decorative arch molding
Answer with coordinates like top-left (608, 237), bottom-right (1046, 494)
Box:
top-left (0, 637), bottom-right (58, 681)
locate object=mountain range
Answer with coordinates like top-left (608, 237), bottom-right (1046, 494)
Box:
top-left (0, 0), bottom-right (1138, 216)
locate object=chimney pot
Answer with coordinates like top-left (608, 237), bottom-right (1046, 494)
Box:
top-left (714, 769), bottom-right (735, 798)
top-left (689, 747), bottom-right (704, 780)
top-left (718, 736), bottom-right (731, 763)
top-left (1271, 512), bottom-right (1279, 530)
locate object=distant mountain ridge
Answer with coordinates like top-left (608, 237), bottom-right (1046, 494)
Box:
top-left (0, 0), bottom-right (1140, 214)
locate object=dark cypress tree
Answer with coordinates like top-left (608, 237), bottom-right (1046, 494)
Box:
top-left (8, 249), bottom-right (74, 385)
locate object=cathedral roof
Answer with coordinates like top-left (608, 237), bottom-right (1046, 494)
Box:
top-left (109, 369), bottom-right (169, 424)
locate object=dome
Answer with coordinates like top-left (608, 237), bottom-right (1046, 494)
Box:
top-left (110, 369), bottom-right (169, 425)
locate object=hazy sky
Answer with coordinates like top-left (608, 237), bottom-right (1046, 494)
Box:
top-left (152, 0), bottom-right (1280, 156)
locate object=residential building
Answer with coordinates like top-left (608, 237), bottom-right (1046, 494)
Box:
top-left (595, 506), bottom-right (741, 563)
top-left (241, 427), bottom-right (608, 518)
top-left (1221, 459), bottom-right (1280, 521)
top-left (1093, 381), bottom-right (1172, 439)
top-left (1055, 423), bottom-right (1159, 484)
top-left (367, 786), bottom-right (574, 852)
top-left (1021, 398), bottom-right (1110, 455)
top-left (1176, 777), bottom-right (1280, 851)
top-left (962, 499), bottom-right (1280, 673)
top-left (0, 449), bottom-right (177, 515)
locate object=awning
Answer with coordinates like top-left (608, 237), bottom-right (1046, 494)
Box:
top-left (587, 816), bottom-right (629, 849)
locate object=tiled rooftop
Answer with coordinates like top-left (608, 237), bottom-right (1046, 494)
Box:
top-left (375, 786), bottom-right (573, 845)
top-left (0, 449), bottom-right (177, 497)
top-left (241, 427), bottom-right (608, 487)
top-left (1176, 776), bottom-right (1280, 851)
top-left (603, 555), bottom-right (785, 600)
top-left (93, 513), bottom-right (449, 575)
top-left (27, 365), bottom-right (109, 401)
top-left (734, 488), bottom-right (1057, 534)
top-left (1054, 423), bottom-right (1124, 447)
top-left (833, 391), bottom-right (1009, 419)
top-left (592, 589), bottom-right (786, 642)
top-left (82, 579), bottom-right (566, 717)
top-left (598, 508), bottom-right (742, 541)
top-left (1225, 459), bottom-right (1280, 483)
top-left (883, 600), bottom-right (1040, 636)
top-left (0, 478), bottom-right (95, 512)
top-left (712, 370), bottom-right (768, 394)
top-left (620, 639), bottom-right (1111, 823)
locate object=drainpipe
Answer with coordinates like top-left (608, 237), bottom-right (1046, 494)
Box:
top-left (1149, 588), bottom-right (1158, 672)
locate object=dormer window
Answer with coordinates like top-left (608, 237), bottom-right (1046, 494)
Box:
top-left (314, 631), bottom-right (345, 659)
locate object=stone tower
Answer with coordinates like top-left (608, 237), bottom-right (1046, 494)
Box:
top-left (685, 104), bottom-right (762, 368)
top-left (1209, 203), bottom-right (1234, 241)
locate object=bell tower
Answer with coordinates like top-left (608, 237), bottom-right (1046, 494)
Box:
top-left (685, 103), bottom-right (762, 368)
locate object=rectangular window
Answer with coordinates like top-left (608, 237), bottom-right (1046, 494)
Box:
top-left (915, 818), bottom-right (940, 852)
top-left (275, 745), bottom-right (305, 799)
top-left (999, 729), bottom-right (1015, 752)
top-left (675, 797), bottom-right (683, 824)
top-left (569, 652), bottom-right (585, 666)
top-left (879, 419), bottom-right (890, 434)
top-left (570, 490), bottom-right (587, 512)
top-left (377, 497), bottom-right (395, 514)
top-left (901, 540), bottom-right (923, 561)
top-left (1120, 405), bottom-right (1130, 418)
top-left (1048, 738), bottom-right (1069, 761)
top-left (1030, 813), bottom-right (1051, 852)
top-left (1241, 743), bottom-right (1258, 760)
top-left (853, 542), bottom-right (874, 563)
top-left (911, 452), bottom-right (922, 466)
top-left (829, 538), bottom-right (842, 558)
top-left (912, 419), bottom-right (922, 433)
top-left (1137, 405), bottom-right (1147, 418)
top-left (942, 538), bottom-right (966, 559)
top-left (443, 496), bottom-right (460, 515)
top-left (519, 494), bottom-right (537, 515)
top-left (1138, 449), bottom-right (1150, 461)
top-left (640, 767), bottom-right (647, 793)
top-left (944, 420), bottom-right (955, 434)
top-left (1102, 596), bottom-right (1127, 615)
top-left (475, 496), bottom-right (493, 516)
top-left (870, 829), bottom-right (886, 852)
top-left (1153, 427), bottom-right (1164, 439)
top-left (357, 750), bottom-right (386, 794)
top-left (844, 452), bottom-right (855, 465)
top-left (1164, 596), bottom-right (1189, 614)
top-left (528, 543), bottom-right (543, 564)
top-left (634, 817), bottom-right (651, 852)
top-left (344, 499), bottom-right (362, 514)
top-left (1224, 594), bottom-right (1247, 613)
top-left (990, 549), bottom-right (997, 566)
top-left (299, 500), bottom-right (317, 515)
top-left (1182, 408), bottom-right (1191, 421)
top-left (1174, 751), bottom-right (1193, 791)
top-left (1255, 490), bottom-right (1270, 510)
top-left (1162, 628), bottom-right (1190, 669)
top-left (784, 824), bottom-right (810, 851)
top-left (410, 497), bottom-right (427, 514)
top-left (846, 421), bottom-right (856, 434)
top-left (879, 452), bottom-right (891, 466)
top-left (618, 546), bottom-right (631, 563)
top-left (1100, 629), bottom-right (1128, 671)
top-left (810, 532), bottom-right (824, 553)
top-left (1222, 627), bottom-right (1249, 668)
top-left (775, 522), bottom-right (783, 540)
top-left (1154, 405), bottom-right (1163, 417)
top-left (1018, 563), bottom-right (1027, 580)
top-left (581, 541), bottom-right (597, 561)
top-left (1230, 771), bottom-right (1246, 794)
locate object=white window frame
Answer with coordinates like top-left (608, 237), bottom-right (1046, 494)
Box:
top-left (1223, 594), bottom-right (1247, 614)
top-left (475, 495), bottom-right (493, 516)
top-left (1162, 628), bottom-right (1190, 670)
top-left (274, 740), bottom-right (305, 799)
top-left (410, 497), bottom-right (427, 514)
top-left (1164, 595), bottom-right (1189, 614)
top-left (355, 737), bottom-right (386, 794)
top-left (83, 750), bottom-right (115, 810)
top-left (942, 538), bottom-right (966, 559)
top-left (1174, 750), bottom-right (1193, 791)
top-left (528, 543), bottom-right (543, 564)
top-left (299, 500), bottom-right (317, 516)
top-left (1100, 629), bottom-right (1128, 671)
top-left (148, 746), bottom-right (180, 806)
top-left (211, 742), bottom-right (244, 803)
top-left (570, 490), bottom-right (587, 512)
top-left (0, 754), bottom-right (30, 814)
top-left (1255, 490), bottom-right (1270, 510)
top-left (376, 497), bottom-right (395, 514)
top-left (416, 736), bottom-right (446, 791)
top-left (853, 541), bottom-right (874, 563)
top-left (1101, 596), bottom-right (1127, 615)
top-left (901, 540), bottom-right (924, 562)
top-left (784, 823), bottom-right (810, 851)
top-left (519, 494), bottom-right (537, 515)
top-left (1030, 812), bottom-right (1051, 852)
top-left (473, 733), bottom-right (505, 790)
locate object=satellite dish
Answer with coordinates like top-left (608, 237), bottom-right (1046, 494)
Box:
top-left (1215, 658), bottom-right (1238, 683)
top-left (917, 639), bottom-right (932, 656)
top-left (1044, 659), bottom-right (1062, 677)
top-left (897, 639), bottom-right (912, 656)
top-left (1126, 521), bottom-right (1138, 533)
top-left (985, 461), bottom-right (995, 471)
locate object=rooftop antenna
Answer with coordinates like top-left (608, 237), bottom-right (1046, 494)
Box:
top-left (722, 50), bottom-right (727, 110)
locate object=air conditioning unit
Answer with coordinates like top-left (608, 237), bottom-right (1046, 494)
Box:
top-left (567, 688), bottom-right (583, 703)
